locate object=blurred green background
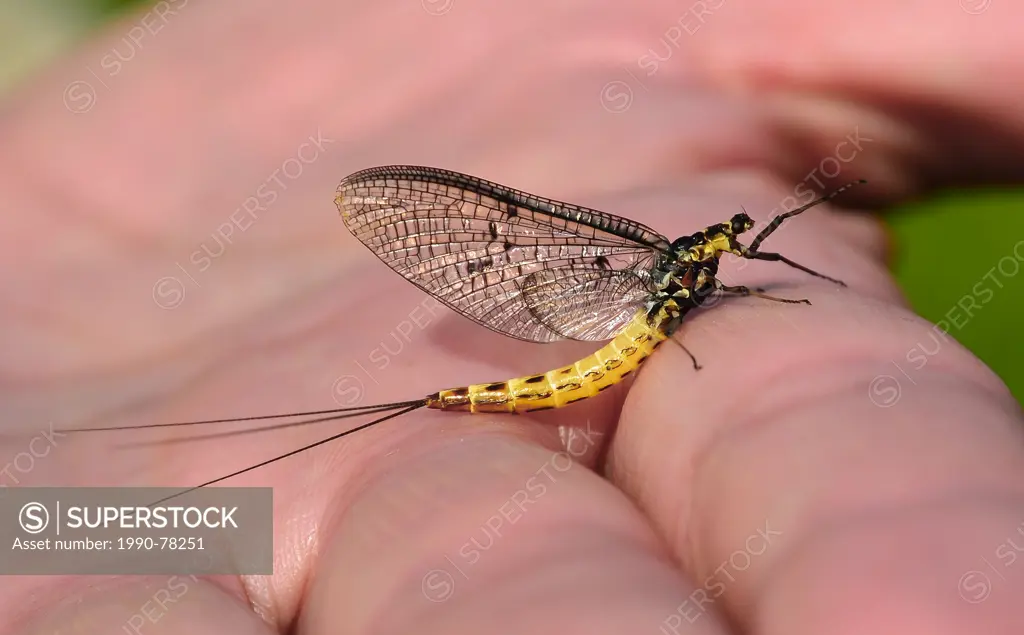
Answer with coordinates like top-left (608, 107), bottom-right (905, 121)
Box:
top-left (2, 0), bottom-right (1021, 405)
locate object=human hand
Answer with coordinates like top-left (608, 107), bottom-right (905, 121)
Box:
top-left (2, 1), bottom-right (1022, 633)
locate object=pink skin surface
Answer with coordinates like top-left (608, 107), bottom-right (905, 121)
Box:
top-left (2, 1), bottom-right (1024, 633)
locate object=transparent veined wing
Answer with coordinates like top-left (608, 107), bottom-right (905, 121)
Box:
top-left (520, 267), bottom-right (654, 341)
top-left (336, 165), bottom-right (670, 343)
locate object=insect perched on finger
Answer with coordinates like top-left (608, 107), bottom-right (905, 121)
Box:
top-left (72, 165), bottom-right (865, 500)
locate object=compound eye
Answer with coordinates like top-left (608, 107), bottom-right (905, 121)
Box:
top-left (731, 213), bottom-right (753, 234)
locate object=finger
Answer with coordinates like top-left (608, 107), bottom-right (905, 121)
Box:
top-left (670, 2), bottom-right (1024, 187)
top-left (608, 181), bottom-right (1024, 632)
top-left (296, 417), bottom-right (738, 635)
top-left (3, 576), bottom-right (271, 635)
top-left (289, 178), bottom-right (890, 634)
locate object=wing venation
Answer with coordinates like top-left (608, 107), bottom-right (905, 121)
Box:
top-left (520, 267), bottom-right (653, 342)
top-left (337, 165), bottom-right (668, 342)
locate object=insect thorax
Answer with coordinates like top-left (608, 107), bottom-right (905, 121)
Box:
top-left (644, 229), bottom-right (732, 334)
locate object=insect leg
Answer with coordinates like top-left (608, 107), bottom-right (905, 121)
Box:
top-left (669, 337), bottom-right (702, 370)
top-left (748, 179), bottom-right (866, 250)
top-left (735, 246), bottom-right (846, 287)
top-left (716, 281), bottom-right (810, 305)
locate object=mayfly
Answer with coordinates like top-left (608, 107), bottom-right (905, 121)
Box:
top-left (74, 165), bottom-right (865, 497)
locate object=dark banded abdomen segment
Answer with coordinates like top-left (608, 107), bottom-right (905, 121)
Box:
top-left (425, 309), bottom-right (667, 414)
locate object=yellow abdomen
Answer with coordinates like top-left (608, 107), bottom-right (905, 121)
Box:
top-left (425, 309), bottom-right (667, 414)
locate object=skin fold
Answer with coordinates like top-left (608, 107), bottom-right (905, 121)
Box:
top-left (1, 1), bottom-right (1023, 633)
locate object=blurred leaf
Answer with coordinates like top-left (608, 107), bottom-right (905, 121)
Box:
top-left (79, 0), bottom-right (154, 20)
top-left (886, 189), bottom-right (1024, 404)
